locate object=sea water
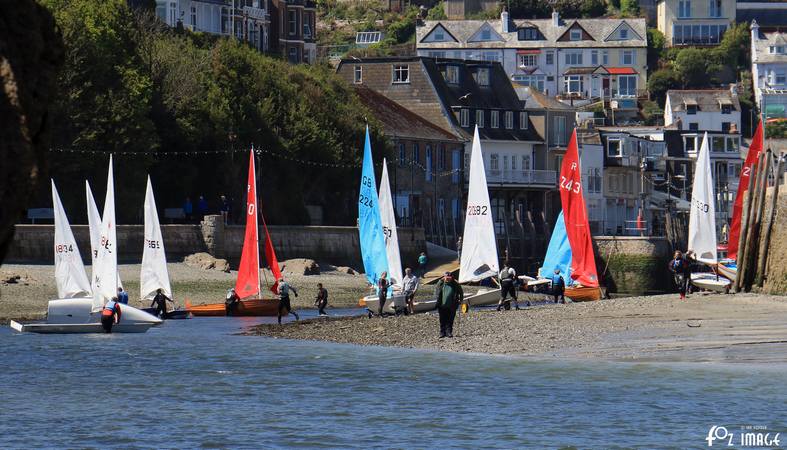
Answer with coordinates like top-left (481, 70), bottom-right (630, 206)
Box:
top-left (1, 312), bottom-right (786, 449)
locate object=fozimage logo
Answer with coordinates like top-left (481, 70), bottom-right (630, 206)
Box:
top-left (706, 425), bottom-right (781, 447)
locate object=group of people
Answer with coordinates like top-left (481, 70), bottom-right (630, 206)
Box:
top-left (100, 287), bottom-right (173, 333)
top-left (668, 250), bottom-right (695, 299)
top-left (182, 194), bottom-right (231, 224)
top-left (225, 277), bottom-right (330, 324)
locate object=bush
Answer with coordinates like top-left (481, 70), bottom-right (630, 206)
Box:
top-left (648, 68), bottom-right (679, 106)
top-left (766, 121), bottom-right (787, 138)
top-left (646, 28), bottom-right (665, 70)
top-left (674, 48), bottom-right (708, 88)
top-left (427, 1), bottom-right (447, 19)
top-left (620, 0), bottom-right (640, 16)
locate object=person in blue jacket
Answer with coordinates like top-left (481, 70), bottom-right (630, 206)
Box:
top-left (551, 269), bottom-right (565, 304)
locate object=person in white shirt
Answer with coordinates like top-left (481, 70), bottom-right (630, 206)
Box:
top-left (496, 261), bottom-right (520, 311)
top-left (401, 267), bottom-right (419, 314)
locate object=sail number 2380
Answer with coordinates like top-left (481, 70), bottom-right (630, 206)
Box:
top-left (559, 176), bottom-right (581, 194)
top-left (467, 204), bottom-right (488, 216)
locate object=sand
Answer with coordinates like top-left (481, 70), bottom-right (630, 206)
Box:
top-left (248, 292), bottom-right (787, 363)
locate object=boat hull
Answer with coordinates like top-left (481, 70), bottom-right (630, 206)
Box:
top-left (564, 285), bottom-right (602, 302)
top-left (141, 307), bottom-right (192, 320)
top-left (189, 298), bottom-right (280, 317)
top-left (465, 288), bottom-right (501, 307)
top-left (10, 320), bottom-right (154, 334)
top-left (690, 273), bottom-right (731, 293)
top-left (716, 262), bottom-right (737, 282)
top-left (10, 298), bottom-right (161, 334)
top-left (363, 293), bottom-right (436, 314)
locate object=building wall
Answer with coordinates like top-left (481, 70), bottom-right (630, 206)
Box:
top-left (658, 0), bottom-right (735, 45)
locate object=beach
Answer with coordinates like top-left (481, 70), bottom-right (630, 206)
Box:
top-left (249, 292), bottom-right (787, 363)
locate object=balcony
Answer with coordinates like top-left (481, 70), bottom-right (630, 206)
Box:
top-left (472, 169), bottom-right (557, 187)
top-left (243, 6), bottom-right (269, 21)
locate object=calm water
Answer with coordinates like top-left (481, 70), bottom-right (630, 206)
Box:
top-left (1, 311), bottom-right (786, 449)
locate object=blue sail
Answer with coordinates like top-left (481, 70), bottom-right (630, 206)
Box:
top-left (540, 211), bottom-right (572, 284)
top-left (358, 126), bottom-right (389, 285)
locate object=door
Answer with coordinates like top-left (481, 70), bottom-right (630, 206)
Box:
top-left (602, 77), bottom-right (610, 98)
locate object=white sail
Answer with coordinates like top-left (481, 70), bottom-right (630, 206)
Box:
top-left (459, 126), bottom-right (499, 283)
top-left (52, 180), bottom-right (92, 299)
top-left (140, 176), bottom-right (172, 300)
top-left (688, 132), bottom-right (718, 264)
top-left (91, 155), bottom-right (119, 312)
top-left (378, 159), bottom-right (403, 286)
top-left (86, 180), bottom-right (122, 289)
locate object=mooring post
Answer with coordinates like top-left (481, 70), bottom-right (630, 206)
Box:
top-left (756, 152), bottom-right (785, 287)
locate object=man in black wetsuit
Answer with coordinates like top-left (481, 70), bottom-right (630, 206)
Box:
top-left (278, 277), bottom-right (300, 324)
top-left (315, 283), bottom-right (328, 316)
top-left (150, 288), bottom-right (172, 319)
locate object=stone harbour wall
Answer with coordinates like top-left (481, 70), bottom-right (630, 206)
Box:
top-left (763, 181), bottom-right (787, 295)
top-left (4, 215), bottom-right (427, 270)
top-left (594, 236), bottom-right (673, 295)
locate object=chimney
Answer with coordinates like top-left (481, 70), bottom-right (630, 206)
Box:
top-left (552, 10), bottom-right (560, 27)
top-left (501, 7), bottom-right (510, 33)
top-left (751, 19), bottom-right (760, 40)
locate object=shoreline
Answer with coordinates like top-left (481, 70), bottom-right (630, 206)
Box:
top-left (247, 292), bottom-right (787, 364)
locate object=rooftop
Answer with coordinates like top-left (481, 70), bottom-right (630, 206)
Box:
top-left (666, 89), bottom-right (741, 113)
top-left (752, 29), bottom-right (787, 64)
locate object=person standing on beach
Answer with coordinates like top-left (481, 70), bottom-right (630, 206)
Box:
top-left (150, 288), bottom-right (172, 319)
top-left (434, 272), bottom-right (463, 338)
top-left (496, 262), bottom-right (520, 311)
top-left (225, 288), bottom-right (240, 315)
top-left (456, 236), bottom-right (462, 260)
top-left (402, 267), bottom-right (419, 314)
top-left (668, 251), bottom-right (690, 299)
top-left (418, 252), bottom-right (428, 278)
top-left (551, 269), bottom-right (566, 304)
top-left (315, 283), bottom-right (328, 316)
top-left (277, 277), bottom-right (300, 324)
top-left (376, 272), bottom-right (389, 317)
top-left (101, 297), bottom-right (121, 333)
top-left (117, 287), bottom-right (129, 305)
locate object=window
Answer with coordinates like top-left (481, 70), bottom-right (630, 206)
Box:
top-left (303, 14), bottom-right (312, 38)
top-left (689, 123), bottom-right (699, 131)
top-left (684, 136), bottom-right (697, 152)
top-left (687, 104), bottom-right (697, 115)
top-left (709, 0), bottom-right (721, 17)
top-left (678, 0), bottom-right (691, 18)
top-left (726, 137), bottom-right (739, 153)
top-left (491, 111), bottom-right (500, 129)
top-left (721, 122), bottom-right (731, 133)
top-left (620, 50), bottom-right (636, 65)
top-left (428, 51), bottom-right (447, 59)
top-left (712, 135), bottom-right (726, 150)
top-left (546, 51), bottom-right (554, 65)
top-left (435, 29), bottom-right (444, 40)
top-left (221, 7), bottom-right (229, 33)
top-left (565, 51), bottom-right (583, 65)
top-left (439, 146), bottom-right (446, 169)
top-left (620, 28), bottom-right (628, 39)
top-left (591, 50), bottom-right (598, 66)
top-left (512, 154), bottom-right (517, 170)
top-left (521, 155), bottom-right (531, 171)
top-left (353, 65), bottom-right (362, 84)
top-left (776, 71), bottom-right (787, 85)
top-left (169, 1), bottom-right (177, 25)
top-left (356, 32), bottom-right (382, 45)
top-left (518, 27), bottom-right (539, 40)
top-left (476, 110), bottom-right (484, 128)
top-left (617, 75), bottom-right (637, 97)
top-left (608, 139), bottom-right (622, 157)
top-left (392, 65), bottom-right (409, 83)
top-left (413, 144), bottom-right (420, 163)
top-left (602, 50), bottom-right (609, 65)
top-left (460, 109), bottom-right (469, 127)
top-left (564, 75), bottom-right (584, 94)
top-left (288, 10), bottom-right (298, 35)
top-left (490, 154), bottom-right (499, 170)
top-left (570, 29), bottom-right (582, 41)
top-left (190, 6), bottom-right (196, 26)
top-left (481, 28), bottom-right (491, 40)
top-left (445, 65), bottom-right (459, 84)
top-left (520, 112), bottom-right (528, 129)
top-left (426, 146), bottom-right (433, 181)
top-left (673, 24), bottom-right (726, 45)
top-left (518, 54), bottom-right (537, 67)
top-left (475, 68), bottom-right (490, 86)
top-left (721, 104), bottom-right (731, 114)
top-left (512, 74), bottom-right (545, 92)
top-left (452, 150), bottom-right (461, 184)
top-left (554, 116), bottom-right (566, 145)
top-left (398, 143), bottom-right (406, 167)
top-left (481, 51), bottom-right (499, 62)
top-left (503, 155), bottom-right (509, 171)
top-left (505, 111), bottom-right (513, 129)
top-left (771, 46), bottom-right (786, 55)
top-left (288, 47), bottom-right (299, 64)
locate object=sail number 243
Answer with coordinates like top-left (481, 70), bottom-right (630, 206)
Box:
top-left (559, 176), bottom-right (581, 194)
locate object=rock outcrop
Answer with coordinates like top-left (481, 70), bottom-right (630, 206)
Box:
top-left (184, 252), bottom-right (230, 273)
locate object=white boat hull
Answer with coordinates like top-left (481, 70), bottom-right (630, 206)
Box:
top-left (10, 298), bottom-right (162, 334)
top-left (465, 288), bottom-right (500, 307)
top-left (363, 293), bottom-right (436, 314)
top-left (690, 273), bottom-right (731, 293)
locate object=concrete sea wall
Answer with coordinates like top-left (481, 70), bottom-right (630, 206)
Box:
top-left (4, 215), bottom-right (426, 270)
top-left (763, 181), bottom-right (787, 295)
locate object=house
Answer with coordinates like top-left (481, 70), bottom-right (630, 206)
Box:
top-left (751, 21), bottom-right (787, 119)
top-left (152, 0), bottom-right (316, 63)
top-left (336, 56), bottom-right (556, 267)
top-left (415, 11), bottom-right (648, 107)
top-left (655, 0), bottom-right (735, 46)
top-left (664, 88), bottom-right (742, 132)
top-left (576, 130), bottom-right (605, 235)
top-left (352, 86), bottom-right (465, 235)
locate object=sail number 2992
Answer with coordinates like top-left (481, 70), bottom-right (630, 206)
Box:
top-left (467, 204), bottom-right (488, 216)
top-left (560, 176), bottom-right (581, 194)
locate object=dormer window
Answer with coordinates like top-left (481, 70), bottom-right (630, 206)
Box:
top-left (518, 27), bottom-right (539, 40)
top-left (687, 104), bottom-right (697, 115)
top-left (474, 68), bottom-right (490, 86)
top-left (435, 29), bottom-right (445, 40)
top-left (620, 28), bottom-right (628, 39)
top-left (570, 29), bottom-right (582, 41)
top-left (476, 110), bottom-right (484, 128)
top-left (721, 104), bottom-right (732, 114)
top-left (481, 28), bottom-right (491, 40)
top-left (445, 65), bottom-right (459, 84)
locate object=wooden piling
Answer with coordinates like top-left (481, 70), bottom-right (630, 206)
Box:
top-left (740, 151), bottom-right (768, 291)
top-left (734, 189), bottom-right (752, 292)
top-left (756, 152), bottom-right (785, 287)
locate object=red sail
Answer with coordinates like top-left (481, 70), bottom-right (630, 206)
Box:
top-left (559, 129), bottom-right (600, 287)
top-left (235, 151), bottom-right (260, 299)
top-left (260, 212), bottom-right (281, 294)
top-left (727, 121), bottom-right (763, 261)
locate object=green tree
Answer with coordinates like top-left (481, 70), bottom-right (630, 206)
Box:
top-left (647, 68), bottom-right (680, 106)
top-left (646, 28), bottom-right (665, 70)
top-left (508, 0), bottom-right (550, 18)
top-left (427, 1), bottom-right (448, 19)
top-left (674, 48), bottom-right (708, 87)
top-left (713, 22), bottom-right (750, 72)
top-left (620, 0), bottom-right (640, 16)
top-left (579, 0), bottom-right (607, 17)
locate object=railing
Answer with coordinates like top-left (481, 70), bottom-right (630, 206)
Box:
top-left (480, 169), bottom-right (557, 186)
top-left (243, 6), bottom-right (268, 21)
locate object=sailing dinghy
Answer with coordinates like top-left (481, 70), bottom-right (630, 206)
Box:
top-left (12, 160), bottom-right (160, 333)
top-left (86, 180), bottom-right (123, 290)
top-left (139, 176), bottom-right (190, 319)
top-left (687, 133), bottom-right (732, 293)
top-left (460, 126), bottom-right (502, 307)
top-left (188, 150), bottom-right (281, 316)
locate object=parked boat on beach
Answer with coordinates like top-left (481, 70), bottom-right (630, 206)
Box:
top-left (189, 150), bottom-right (282, 317)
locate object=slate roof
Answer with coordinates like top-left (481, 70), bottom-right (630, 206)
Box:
top-left (416, 17), bottom-right (647, 50)
top-left (666, 89), bottom-right (741, 113)
top-left (738, 9), bottom-right (787, 29)
top-left (752, 30), bottom-right (787, 64)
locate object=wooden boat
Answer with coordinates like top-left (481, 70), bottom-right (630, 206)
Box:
top-left (690, 273), bottom-right (731, 293)
top-left (565, 285), bottom-right (603, 302)
top-left (188, 150), bottom-right (284, 317)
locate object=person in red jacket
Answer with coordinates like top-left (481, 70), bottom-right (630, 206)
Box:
top-left (101, 297), bottom-right (122, 333)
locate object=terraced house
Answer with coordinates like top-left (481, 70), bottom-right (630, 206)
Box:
top-left (655, 0), bottom-right (735, 46)
top-left (415, 11), bottom-right (648, 107)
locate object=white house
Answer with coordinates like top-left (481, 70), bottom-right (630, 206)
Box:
top-left (416, 11), bottom-right (648, 106)
top-left (664, 88), bottom-right (741, 133)
top-left (751, 20), bottom-right (787, 119)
